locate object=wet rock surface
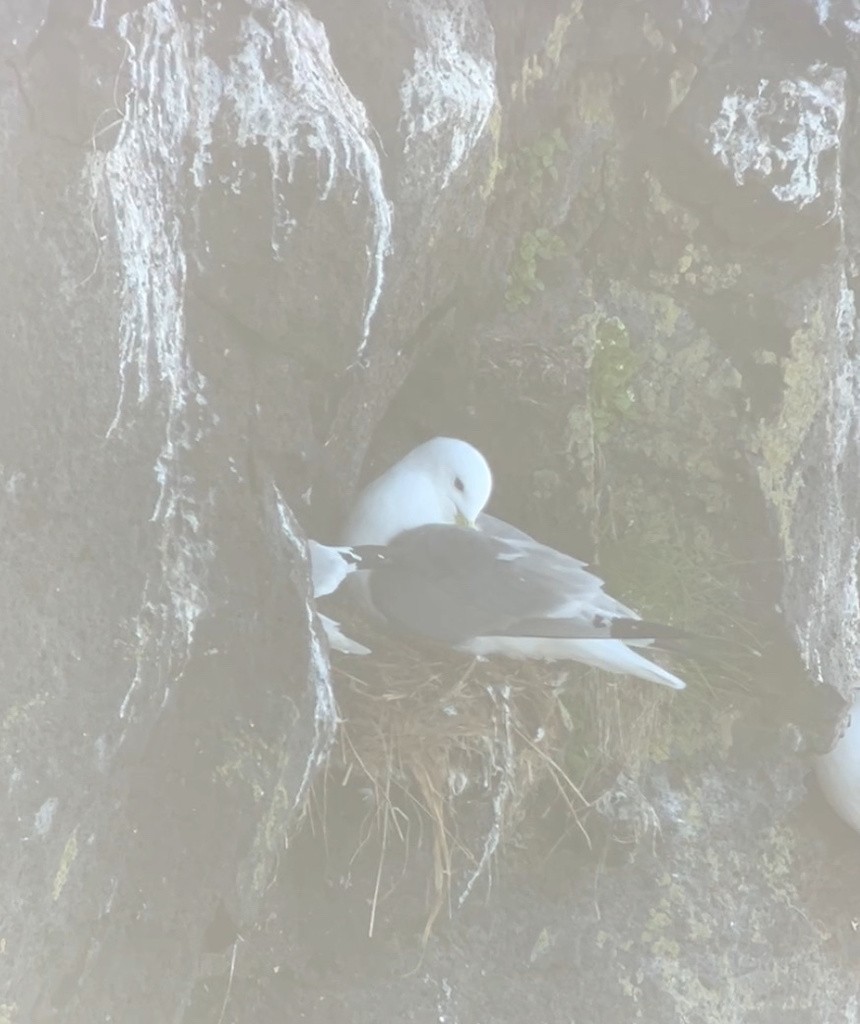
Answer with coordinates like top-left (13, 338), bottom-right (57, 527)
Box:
top-left (1, 1), bottom-right (859, 1021)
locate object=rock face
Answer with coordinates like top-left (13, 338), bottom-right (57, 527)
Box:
top-left (2, 1), bottom-right (859, 1021)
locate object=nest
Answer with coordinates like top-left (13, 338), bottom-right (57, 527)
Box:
top-left (307, 621), bottom-right (676, 942)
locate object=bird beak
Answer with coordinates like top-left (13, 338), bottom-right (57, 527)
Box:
top-left (454, 510), bottom-right (476, 529)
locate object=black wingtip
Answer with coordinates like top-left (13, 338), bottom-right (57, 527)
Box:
top-left (611, 618), bottom-right (764, 660)
top-left (609, 618), bottom-right (697, 642)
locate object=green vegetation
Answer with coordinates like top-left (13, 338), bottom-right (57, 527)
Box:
top-left (503, 129), bottom-right (569, 307)
top-left (505, 228), bottom-right (566, 306)
top-left (587, 316), bottom-right (638, 440)
top-left (514, 127), bottom-right (569, 202)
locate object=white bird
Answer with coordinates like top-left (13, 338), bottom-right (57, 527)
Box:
top-left (816, 696), bottom-right (860, 833)
top-left (342, 437), bottom-right (687, 690)
top-left (308, 539), bottom-right (385, 655)
top-left (343, 436), bottom-right (493, 544)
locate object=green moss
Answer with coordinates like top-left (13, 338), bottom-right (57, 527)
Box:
top-left (760, 825), bottom-right (795, 890)
top-left (667, 59), bottom-right (699, 114)
top-left (2, 693), bottom-right (47, 732)
top-left (512, 53), bottom-right (547, 104)
top-left (644, 172), bottom-right (700, 233)
top-left (504, 227), bottom-right (566, 307)
top-left (512, 3), bottom-right (583, 101)
top-left (553, 280), bottom-right (751, 771)
top-left (635, 845), bottom-right (744, 1017)
top-left (598, 500), bottom-right (738, 632)
top-left (215, 729), bottom-right (274, 803)
top-left (753, 309), bottom-right (830, 559)
top-left (528, 925), bottom-right (555, 963)
top-left (573, 69), bottom-right (616, 126)
top-left (619, 974), bottom-right (643, 1003)
top-left (552, 295), bottom-right (751, 769)
top-left (546, 5), bottom-right (582, 65)
top-left (587, 316), bottom-right (638, 441)
top-left (479, 104), bottom-right (504, 200)
top-left (509, 128), bottom-right (569, 204)
top-left (601, 283), bottom-right (743, 517)
top-left (218, 729), bottom-right (301, 898)
top-left (564, 399), bottom-right (598, 520)
top-left (653, 292), bottom-right (683, 336)
top-left (52, 828), bottom-right (78, 902)
top-left (593, 479), bottom-right (755, 765)
top-left (250, 777), bottom-right (292, 895)
top-left (500, 127), bottom-right (570, 308)
top-left (649, 238), bottom-right (742, 297)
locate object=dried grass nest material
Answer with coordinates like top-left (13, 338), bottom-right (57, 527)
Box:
top-left (315, 630), bottom-right (672, 940)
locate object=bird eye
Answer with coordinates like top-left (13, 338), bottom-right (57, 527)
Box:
top-left (454, 476), bottom-right (465, 492)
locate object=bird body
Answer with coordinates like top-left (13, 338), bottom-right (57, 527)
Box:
top-left (341, 437), bottom-right (687, 689)
top-left (367, 523), bottom-right (686, 689)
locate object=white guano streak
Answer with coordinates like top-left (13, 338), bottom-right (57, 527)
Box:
top-left (97, 0), bottom-right (214, 718)
top-left (94, 0), bottom-right (392, 721)
top-left (273, 487), bottom-right (339, 811)
top-left (709, 65), bottom-right (845, 210)
top-left (683, 0), bottom-right (712, 24)
top-left (229, 2), bottom-right (392, 362)
top-left (797, 275), bottom-right (860, 686)
top-left (400, 0), bottom-right (497, 190)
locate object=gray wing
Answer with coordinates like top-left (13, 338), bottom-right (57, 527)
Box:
top-left (478, 512), bottom-right (639, 621)
top-left (367, 524), bottom-right (617, 645)
top-left (477, 512), bottom-right (544, 545)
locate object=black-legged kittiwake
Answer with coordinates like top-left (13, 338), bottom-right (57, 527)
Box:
top-left (342, 437), bottom-right (687, 690)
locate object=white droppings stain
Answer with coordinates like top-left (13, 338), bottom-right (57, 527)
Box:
top-left (90, 1), bottom-right (214, 724)
top-left (101, 2), bottom-right (202, 427)
top-left (89, 0), bottom-right (107, 29)
top-left (436, 977), bottom-right (457, 1024)
top-left (815, 0), bottom-right (831, 23)
top-left (226, 2), bottom-right (393, 361)
top-left (3, 469), bottom-right (25, 496)
top-left (458, 684), bottom-right (514, 907)
top-left (448, 769), bottom-right (468, 797)
top-left (188, 55), bottom-right (224, 189)
top-left (118, 614), bottom-right (153, 721)
top-left (102, 875), bottom-right (119, 916)
top-left (94, 734), bottom-right (111, 773)
top-left (273, 486), bottom-right (339, 809)
top-left (683, 0), bottom-right (712, 23)
top-left (791, 270), bottom-right (860, 692)
top-left (709, 64), bottom-right (845, 210)
top-left (86, 0), bottom-right (389, 724)
top-left (836, 274), bottom-right (856, 345)
top-left (400, 0), bottom-right (497, 190)
top-left (34, 797), bottom-right (59, 837)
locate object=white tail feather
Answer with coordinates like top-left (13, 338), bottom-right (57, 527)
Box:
top-left (461, 635), bottom-right (686, 690)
